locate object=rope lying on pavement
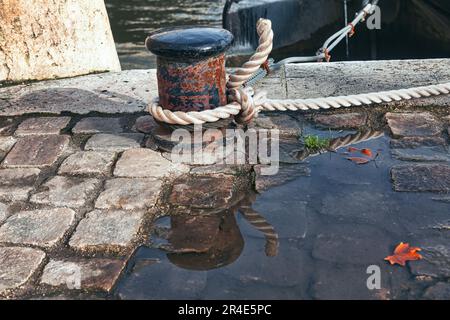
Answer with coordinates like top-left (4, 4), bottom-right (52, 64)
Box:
top-left (149, 18), bottom-right (450, 126)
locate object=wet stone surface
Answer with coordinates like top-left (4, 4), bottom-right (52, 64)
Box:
top-left (391, 164), bottom-right (450, 192)
top-left (169, 174), bottom-right (242, 211)
top-left (41, 258), bottom-right (126, 292)
top-left (423, 282), bottom-right (450, 300)
top-left (385, 112), bottom-right (443, 137)
top-left (2, 68), bottom-right (450, 299)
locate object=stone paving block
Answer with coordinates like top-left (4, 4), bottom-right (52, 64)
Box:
top-left (15, 117), bottom-right (71, 136)
top-left (72, 117), bottom-right (125, 134)
top-left (114, 148), bottom-right (189, 178)
top-left (0, 136), bottom-right (16, 160)
top-left (1, 135), bottom-right (70, 168)
top-left (410, 238), bottom-right (450, 279)
top-left (249, 114), bottom-right (302, 137)
top-left (0, 247), bottom-right (46, 294)
top-left (385, 112), bottom-right (443, 137)
top-left (390, 136), bottom-right (447, 149)
top-left (133, 115), bottom-right (157, 134)
top-left (391, 146), bottom-right (450, 162)
top-left (31, 176), bottom-right (101, 208)
top-left (0, 202), bottom-right (8, 223)
top-left (41, 258), bottom-right (126, 292)
top-left (254, 164), bottom-right (310, 192)
top-left (84, 133), bottom-right (143, 152)
top-left (69, 210), bottom-right (145, 252)
top-left (0, 120), bottom-right (17, 136)
top-left (58, 151), bottom-right (116, 176)
top-left (0, 168), bottom-right (41, 202)
top-left (312, 112), bottom-right (367, 129)
top-left (391, 164), bottom-right (450, 192)
top-left (169, 174), bottom-right (239, 210)
top-left (95, 178), bottom-right (161, 210)
top-left (0, 208), bottom-right (76, 248)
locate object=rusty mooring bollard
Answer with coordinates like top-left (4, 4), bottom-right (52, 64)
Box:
top-left (145, 26), bottom-right (234, 112)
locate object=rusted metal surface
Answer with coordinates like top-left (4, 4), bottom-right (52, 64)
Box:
top-left (157, 54), bottom-right (227, 111)
top-left (146, 26), bottom-right (233, 113)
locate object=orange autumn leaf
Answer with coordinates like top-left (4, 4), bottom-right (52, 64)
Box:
top-left (385, 242), bottom-right (423, 266)
top-left (361, 148), bottom-right (373, 157)
top-left (346, 157), bottom-right (371, 165)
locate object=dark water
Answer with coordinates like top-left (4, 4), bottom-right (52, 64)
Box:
top-left (105, 0), bottom-right (450, 70)
top-left (105, 0), bottom-right (223, 69)
top-left (115, 122), bottom-right (450, 300)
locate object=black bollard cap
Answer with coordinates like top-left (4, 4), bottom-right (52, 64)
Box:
top-left (145, 26), bottom-right (234, 60)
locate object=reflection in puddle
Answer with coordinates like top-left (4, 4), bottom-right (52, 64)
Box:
top-left (152, 193), bottom-right (279, 271)
top-left (115, 123), bottom-right (450, 300)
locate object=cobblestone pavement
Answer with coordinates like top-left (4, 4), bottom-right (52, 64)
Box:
top-left (0, 65), bottom-right (449, 299)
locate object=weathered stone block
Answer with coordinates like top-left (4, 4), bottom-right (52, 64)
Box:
top-left (114, 148), bottom-right (189, 178)
top-left (15, 117), bottom-right (70, 136)
top-left (169, 174), bottom-right (241, 210)
top-left (313, 112), bottom-right (367, 129)
top-left (0, 168), bottom-right (41, 202)
top-left (84, 134), bottom-right (143, 152)
top-left (391, 164), bottom-right (450, 192)
top-left (41, 258), bottom-right (126, 292)
top-left (0, 136), bottom-right (16, 160)
top-left (254, 164), bottom-right (310, 192)
top-left (58, 151), bottom-right (116, 176)
top-left (386, 112), bottom-right (443, 137)
top-left (31, 176), bottom-right (101, 208)
top-left (69, 210), bottom-right (145, 252)
top-left (2, 135), bottom-right (70, 168)
top-left (72, 117), bottom-right (124, 134)
top-left (134, 115), bottom-right (158, 134)
top-left (0, 202), bottom-right (8, 223)
top-left (249, 114), bottom-right (301, 137)
top-left (0, 208), bottom-right (75, 248)
top-left (0, 247), bottom-right (46, 294)
top-left (390, 136), bottom-right (447, 149)
top-left (95, 178), bottom-right (161, 210)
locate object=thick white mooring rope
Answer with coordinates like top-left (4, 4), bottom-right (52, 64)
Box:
top-left (149, 18), bottom-right (450, 125)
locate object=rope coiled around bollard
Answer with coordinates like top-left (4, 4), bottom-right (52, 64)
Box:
top-left (149, 18), bottom-right (450, 126)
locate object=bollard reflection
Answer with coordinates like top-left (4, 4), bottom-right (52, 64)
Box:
top-left (151, 193), bottom-right (279, 271)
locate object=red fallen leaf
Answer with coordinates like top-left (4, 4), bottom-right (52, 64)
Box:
top-left (361, 148), bottom-right (373, 157)
top-left (346, 157), bottom-right (371, 165)
top-left (385, 242), bottom-right (422, 266)
top-left (347, 147), bottom-right (360, 153)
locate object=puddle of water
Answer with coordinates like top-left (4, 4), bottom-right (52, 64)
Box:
top-left (113, 120), bottom-right (449, 300)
